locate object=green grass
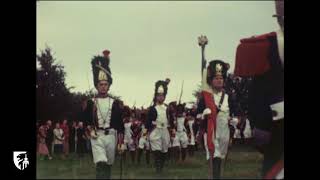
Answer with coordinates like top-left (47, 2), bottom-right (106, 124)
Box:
top-left (37, 144), bottom-right (263, 179)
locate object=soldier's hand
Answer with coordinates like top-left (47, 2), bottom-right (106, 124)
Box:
top-left (229, 117), bottom-right (239, 127)
top-left (199, 108), bottom-right (211, 120)
top-left (203, 108), bottom-right (211, 116)
top-left (90, 129), bottom-right (98, 139)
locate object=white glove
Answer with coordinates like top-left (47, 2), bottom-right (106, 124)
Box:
top-left (203, 108), bottom-right (211, 116)
top-left (90, 130), bottom-right (98, 139)
top-left (229, 117), bottom-right (239, 127)
top-left (202, 108), bottom-right (212, 119)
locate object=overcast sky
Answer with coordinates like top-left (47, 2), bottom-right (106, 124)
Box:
top-left (37, 1), bottom-right (280, 107)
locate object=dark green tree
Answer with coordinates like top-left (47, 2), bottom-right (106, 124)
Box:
top-left (36, 47), bottom-right (73, 122)
top-left (36, 47), bottom-right (122, 123)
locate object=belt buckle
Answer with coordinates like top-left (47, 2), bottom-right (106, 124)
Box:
top-left (104, 129), bottom-right (109, 135)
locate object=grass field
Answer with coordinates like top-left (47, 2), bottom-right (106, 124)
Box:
top-left (37, 143), bottom-right (263, 179)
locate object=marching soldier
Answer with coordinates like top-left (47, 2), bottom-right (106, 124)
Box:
top-left (167, 101), bottom-right (177, 162)
top-left (170, 128), bottom-right (180, 163)
top-left (131, 115), bottom-right (142, 164)
top-left (197, 60), bottom-right (231, 179)
top-left (186, 107), bottom-right (198, 157)
top-left (137, 110), bottom-right (151, 164)
top-left (82, 50), bottom-right (124, 179)
top-left (123, 106), bottom-right (137, 164)
top-left (174, 103), bottom-right (189, 161)
top-left (146, 79), bottom-right (171, 174)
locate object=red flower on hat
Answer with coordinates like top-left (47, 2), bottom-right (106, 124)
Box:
top-left (103, 50), bottom-right (110, 57)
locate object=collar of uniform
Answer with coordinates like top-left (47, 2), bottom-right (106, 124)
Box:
top-left (156, 103), bottom-right (166, 108)
top-left (96, 96), bottom-right (109, 99)
top-left (213, 90), bottom-right (223, 96)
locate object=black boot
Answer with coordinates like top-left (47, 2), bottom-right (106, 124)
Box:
top-left (191, 145), bottom-right (194, 156)
top-left (175, 148), bottom-right (180, 162)
top-left (153, 151), bottom-right (161, 174)
top-left (181, 148), bottom-right (187, 161)
top-left (137, 149), bottom-right (143, 164)
top-left (130, 151), bottom-right (135, 164)
top-left (146, 150), bottom-right (150, 165)
top-left (212, 157), bottom-right (222, 179)
top-left (96, 161), bottom-right (106, 179)
top-left (160, 152), bottom-right (166, 171)
top-left (123, 151), bottom-right (127, 165)
top-left (188, 145), bottom-right (192, 157)
top-left (105, 164), bottom-right (111, 179)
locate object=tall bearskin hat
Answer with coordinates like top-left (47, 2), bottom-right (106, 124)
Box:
top-left (168, 101), bottom-right (177, 110)
top-left (176, 103), bottom-right (186, 114)
top-left (206, 60), bottom-right (230, 85)
top-left (186, 107), bottom-right (197, 117)
top-left (273, 0), bottom-right (284, 30)
top-left (122, 105), bottom-right (131, 119)
top-left (140, 110), bottom-right (147, 122)
top-left (273, 0), bottom-right (284, 18)
top-left (91, 50), bottom-right (112, 88)
top-left (153, 78), bottom-right (170, 101)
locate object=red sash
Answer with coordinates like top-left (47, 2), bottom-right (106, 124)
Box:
top-left (202, 91), bottom-right (218, 155)
top-left (264, 159), bottom-right (284, 179)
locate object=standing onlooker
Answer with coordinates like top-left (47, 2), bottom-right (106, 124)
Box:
top-left (61, 119), bottom-right (70, 158)
top-left (69, 121), bottom-right (77, 153)
top-left (76, 121), bottom-right (86, 158)
top-left (37, 121), bottom-right (52, 160)
top-left (45, 120), bottom-right (54, 156)
top-left (53, 122), bottom-right (64, 159)
top-left (85, 125), bottom-right (92, 153)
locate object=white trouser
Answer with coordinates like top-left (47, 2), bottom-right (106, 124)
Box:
top-left (124, 134), bottom-right (136, 151)
top-left (203, 133), bottom-right (210, 160)
top-left (149, 127), bottom-right (170, 153)
top-left (203, 131), bottom-right (229, 160)
top-left (90, 129), bottom-right (116, 165)
top-left (138, 136), bottom-right (150, 150)
top-left (189, 134), bottom-right (195, 145)
top-left (171, 135), bottom-right (180, 147)
top-left (176, 131), bottom-right (189, 148)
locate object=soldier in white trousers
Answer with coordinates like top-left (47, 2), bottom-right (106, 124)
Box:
top-left (146, 78), bottom-right (171, 174)
top-left (186, 108), bottom-right (198, 157)
top-left (197, 60), bottom-right (231, 179)
top-left (174, 103), bottom-right (189, 161)
top-left (82, 50), bottom-right (124, 179)
top-left (137, 127), bottom-right (151, 164)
